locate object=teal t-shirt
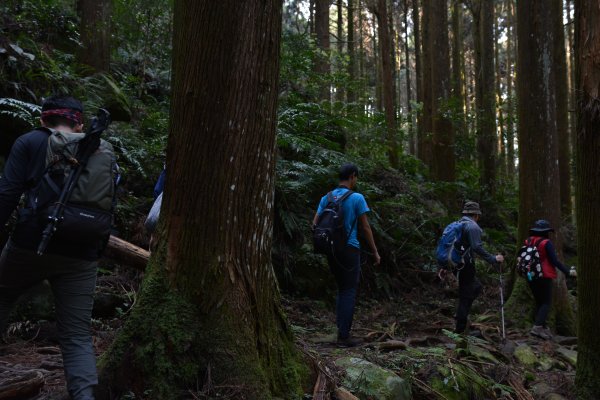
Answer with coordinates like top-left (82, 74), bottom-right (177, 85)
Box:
top-left (316, 188), bottom-right (370, 249)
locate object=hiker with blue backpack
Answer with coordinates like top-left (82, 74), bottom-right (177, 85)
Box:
top-left (312, 163), bottom-right (380, 347)
top-left (437, 201), bottom-right (504, 334)
top-left (516, 220), bottom-right (577, 340)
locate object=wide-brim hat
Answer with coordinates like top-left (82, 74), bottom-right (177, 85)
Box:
top-left (529, 219), bottom-right (555, 233)
top-left (462, 201), bottom-right (482, 215)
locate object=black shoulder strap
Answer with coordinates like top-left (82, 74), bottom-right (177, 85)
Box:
top-left (338, 189), bottom-right (354, 203)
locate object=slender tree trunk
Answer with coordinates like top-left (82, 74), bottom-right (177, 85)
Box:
top-left (505, 0), bottom-right (516, 178)
top-left (430, 0), bottom-right (455, 182)
top-left (507, 0), bottom-right (575, 336)
top-left (96, 1), bottom-right (306, 398)
top-left (316, 0), bottom-right (331, 101)
top-left (575, 0), bottom-right (600, 395)
top-left (419, 0), bottom-right (433, 168)
top-left (555, 0), bottom-right (572, 218)
top-left (566, 0), bottom-right (576, 168)
top-left (348, 0), bottom-right (357, 104)
top-left (494, 4), bottom-right (506, 178)
top-left (403, 0), bottom-right (414, 155)
top-left (77, 0), bottom-right (111, 72)
top-left (451, 0), bottom-right (466, 138)
top-left (373, 16), bottom-right (383, 112)
top-left (337, 0), bottom-right (345, 102)
top-left (472, 0), bottom-right (497, 195)
top-left (310, 0), bottom-right (316, 35)
top-left (372, 0), bottom-right (400, 167)
top-left (413, 0), bottom-right (423, 158)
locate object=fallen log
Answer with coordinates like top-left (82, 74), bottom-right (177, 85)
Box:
top-left (0, 368), bottom-right (44, 400)
top-left (333, 387), bottom-right (359, 400)
top-left (104, 235), bottom-right (150, 271)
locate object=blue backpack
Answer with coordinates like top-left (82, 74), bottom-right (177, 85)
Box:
top-left (436, 221), bottom-right (468, 269)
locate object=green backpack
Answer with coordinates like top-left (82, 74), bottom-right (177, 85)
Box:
top-left (27, 128), bottom-right (116, 243)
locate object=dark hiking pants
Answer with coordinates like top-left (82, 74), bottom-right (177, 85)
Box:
top-left (327, 246), bottom-right (361, 340)
top-left (455, 262), bottom-right (482, 333)
top-left (528, 278), bottom-right (553, 327)
top-left (0, 240), bottom-right (98, 400)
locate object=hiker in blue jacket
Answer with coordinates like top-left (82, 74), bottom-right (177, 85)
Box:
top-left (438, 201), bottom-right (504, 333)
top-left (312, 163), bottom-right (380, 347)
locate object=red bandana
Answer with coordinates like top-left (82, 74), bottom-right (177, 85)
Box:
top-left (41, 108), bottom-right (83, 125)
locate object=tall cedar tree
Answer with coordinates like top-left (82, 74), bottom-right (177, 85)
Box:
top-left (430, 0), bottom-right (455, 182)
top-left (451, 0), bottom-right (466, 138)
top-left (505, 0), bottom-right (516, 178)
top-left (554, 0), bottom-right (572, 218)
top-left (347, 0), bottom-right (357, 104)
top-left (402, 0), bottom-right (414, 155)
top-left (575, 0), bottom-right (600, 395)
top-left (315, 0), bottom-right (331, 100)
top-left (471, 0), bottom-right (497, 195)
top-left (96, 1), bottom-right (306, 397)
top-left (506, 0), bottom-right (575, 335)
top-left (77, 0), bottom-right (111, 72)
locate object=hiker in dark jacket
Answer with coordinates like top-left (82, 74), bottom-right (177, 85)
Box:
top-left (0, 95), bottom-right (116, 400)
top-left (438, 201), bottom-right (504, 333)
top-left (312, 163), bottom-right (380, 347)
top-left (525, 220), bottom-right (577, 340)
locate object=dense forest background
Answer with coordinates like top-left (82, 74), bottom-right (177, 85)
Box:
top-left (1, 0), bottom-right (600, 399)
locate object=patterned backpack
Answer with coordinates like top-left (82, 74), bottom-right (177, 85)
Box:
top-left (516, 237), bottom-right (547, 281)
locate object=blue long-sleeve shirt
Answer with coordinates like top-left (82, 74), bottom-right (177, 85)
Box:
top-left (459, 216), bottom-right (498, 267)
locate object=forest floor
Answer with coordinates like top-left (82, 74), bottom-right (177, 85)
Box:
top-left (0, 269), bottom-right (577, 400)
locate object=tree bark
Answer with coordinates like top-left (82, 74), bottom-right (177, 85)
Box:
top-left (96, 1), bottom-right (306, 398)
top-left (507, 0), bottom-right (575, 336)
top-left (494, 3), bottom-right (505, 178)
top-left (316, 0), bottom-right (332, 101)
top-left (575, 0), bottom-right (600, 395)
top-left (372, 0), bottom-right (400, 167)
top-left (554, 0), bottom-right (572, 218)
top-left (337, 0), bottom-right (345, 102)
top-left (472, 0), bottom-right (497, 195)
top-left (77, 0), bottom-right (111, 72)
top-left (430, 0), bottom-right (455, 182)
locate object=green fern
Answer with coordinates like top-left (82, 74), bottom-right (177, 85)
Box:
top-left (0, 97), bottom-right (41, 128)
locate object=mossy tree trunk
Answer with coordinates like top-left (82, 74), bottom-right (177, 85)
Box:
top-left (77, 0), bottom-right (111, 72)
top-left (506, 0), bottom-right (575, 336)
top-left (97, 1), bottom-right (307, 398)
top-left (574, 0), bottom-right (600, 395)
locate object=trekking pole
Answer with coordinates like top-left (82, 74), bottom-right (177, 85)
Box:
top-left (499, 264), bottom-right (506, 340)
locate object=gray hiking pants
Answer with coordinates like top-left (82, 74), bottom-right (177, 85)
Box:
top-left (0, 240), bottom-right (98, 400)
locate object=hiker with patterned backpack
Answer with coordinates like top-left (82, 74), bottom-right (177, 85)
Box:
top-left (312, 163), bottom-right (380, 347)
top-left (521, 220), bottom-right (577, 340)
top-left (437, 201), bottom-right (504, 334)
top-left (0, 95), bottom-right (117, 400)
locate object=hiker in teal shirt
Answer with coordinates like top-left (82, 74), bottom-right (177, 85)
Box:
top-left (313, 163), bottom-right (380, 347)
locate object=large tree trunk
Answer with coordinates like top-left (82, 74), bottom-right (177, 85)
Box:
top-left (506, 0), bottom-right (575, 336)
top-left (372, 0), bottom-right (400, 168)
top-left (430, 0), bottom-right (455, 182)
top-left (77, 0), bottom-right (111, 72)
top-left (575, 0), bottom-right (600, 395)
top-left (472, 0), bottom-right (497, 195)
top-left (554, 0), bottom-right (572, 218)
top-left (418, 0), bottom-right (433, 168)
top-left (96, 1), bottom-right (306, 398)
top-left (315, 0), bottom-right (331, 101)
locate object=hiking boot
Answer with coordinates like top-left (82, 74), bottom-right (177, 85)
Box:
top-left (530, 325), bottom-right (552, 340)
top-left (337, 335), bottom-right (362, 348)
